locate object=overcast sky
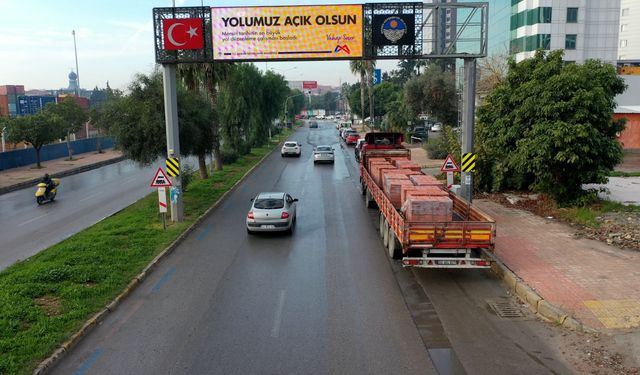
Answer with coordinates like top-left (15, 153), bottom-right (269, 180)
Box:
top-left (0, 0), bottom-right (509, 91)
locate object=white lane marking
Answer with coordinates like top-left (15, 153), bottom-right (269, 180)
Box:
top-left (271, 289), bottom-right (286, 338)
top-left (79, 192), bottom-right (103, 203)
top-left (18, 213), bottom-right (49, 227)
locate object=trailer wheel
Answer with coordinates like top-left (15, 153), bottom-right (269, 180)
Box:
top-left (388, 231), bottom-right (402, 260)
top-left (366, 189), bottom-right (375, 208)
top-left (383, 219), bottom-right (390, 247)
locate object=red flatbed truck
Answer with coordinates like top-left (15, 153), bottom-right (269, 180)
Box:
top-left (359, 133), bottom-right (496, 269)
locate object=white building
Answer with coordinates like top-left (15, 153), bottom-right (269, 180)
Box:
top-left (510, 0), bottom-right (620, 64)
top-left (618, 0), bottom-right (640, 63)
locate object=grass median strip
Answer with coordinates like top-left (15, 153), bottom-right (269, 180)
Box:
top-left (0, 132), bottom-right (290, 375)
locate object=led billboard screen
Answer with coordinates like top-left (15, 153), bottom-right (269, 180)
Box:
top-left (211, 5), bottom-right (363, 61)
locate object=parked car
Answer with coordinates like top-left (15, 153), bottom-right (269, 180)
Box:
top-left (313, 145), bottom-right (335, 164)
top-left (281, 141), bottom-right (301, 157)
top-left (355, 138), bottom-right (366, 162)
top-left (246, 192), bottom-right (298, 234)
top-left (410, 126), bottom-right (428, 142)
top-left (339, 127), bottom-right (353, 139)
top-left (345, 132), bottom-right (360, 145)
top-left (430, 123), bottom-right (443, 132)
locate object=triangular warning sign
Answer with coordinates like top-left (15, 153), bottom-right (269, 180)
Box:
top-left (150, 167), bottom-right (173, 187)
top-left (440, 154), bottom-right (460, 172)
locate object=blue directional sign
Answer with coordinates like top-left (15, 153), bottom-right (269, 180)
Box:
top-left (373, 69), bottom-right (381, 85)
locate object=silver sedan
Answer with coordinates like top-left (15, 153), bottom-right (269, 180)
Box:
top-left (313, 145), bottom-right (335, 164)
top-left (246, 192), bottom-right (298, 234)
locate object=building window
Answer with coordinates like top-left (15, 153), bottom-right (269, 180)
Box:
top-left (565, 34), bottom-right (577, 50)
top-left (622, 8), bottom-right (630, 16)
top-left (567, 8), bottom-right (578, 23)
top-left (620, 40), bottom-right (628, 48)
top-left (621, 24), bottom-right (628, 32)
top-left (511, 7), bottom-right (553, 30)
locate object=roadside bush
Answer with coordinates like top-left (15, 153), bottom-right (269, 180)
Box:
top-left (181, 164), bottom-right (195, 192)
top-left (425, 138), bottom-right (448, 159)
top-left (220, 149), bottom-right (239, 164)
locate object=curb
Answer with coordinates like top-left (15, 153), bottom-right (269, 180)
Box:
top-left (488, 254), bottom-right (598, 334)
top-left (0, 155), bottom-right (125, 196)
top-left (33, 139), bottom-right (287, 375)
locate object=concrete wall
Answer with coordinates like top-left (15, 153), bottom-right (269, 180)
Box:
top-left (0, 137), bottom-right (114, 171)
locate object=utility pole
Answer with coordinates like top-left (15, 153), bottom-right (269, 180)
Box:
top-left (72, 30), bottom-right (80, 96)
top-left (460, 58), bottom-right (477, 203)
top-left (163, 64), bottom-right (183, 221)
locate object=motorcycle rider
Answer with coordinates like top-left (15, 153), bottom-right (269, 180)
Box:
top-left (41, 174), bottom-right (54, 197)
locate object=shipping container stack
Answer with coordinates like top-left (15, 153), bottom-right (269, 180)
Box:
top-left (0, 85), bottom-right (25, 118)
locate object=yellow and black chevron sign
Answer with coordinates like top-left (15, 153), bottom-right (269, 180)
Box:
top-left (461, 153), bottom-right (476, 172)
top-left (166, 157), bottom-right (180, 177)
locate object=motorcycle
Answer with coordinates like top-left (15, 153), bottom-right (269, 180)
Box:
top-left (35, 178), bottom-right (60, 205)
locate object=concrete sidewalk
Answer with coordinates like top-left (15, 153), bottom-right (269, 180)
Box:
top-left (0, 149), bottom-right (124, 194)
top-left (407, 145), bottom-right (640, 332)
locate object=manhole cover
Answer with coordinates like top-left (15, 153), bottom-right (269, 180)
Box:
top-left (487, 299), bottom-right (526, 319)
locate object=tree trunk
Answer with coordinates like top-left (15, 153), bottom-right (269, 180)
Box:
top-left (198, 153), bottom-right (208, 179)
top-left (367, 76), bottom-right (374, 130)
top-left (208, 85), bottom-right (223, 171)
top-left (66, 131), bottom-right (73, 160)
top-left (359, 71), bottom-right (366, 131)
top-left (96, 128), bottom-right (103, 153)
top-left (35, 146), bottom-right (42, 168)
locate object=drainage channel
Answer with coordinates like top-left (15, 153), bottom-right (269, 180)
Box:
top-left (367, 209), bottom-right (466, 375)
top-left (391, 261), bottom-right (467, 375)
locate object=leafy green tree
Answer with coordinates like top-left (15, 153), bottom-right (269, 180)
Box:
top-left (104, 70), bottom-right (214, 168)
top-left (49, 97), bottom-right (88, 160)
top-left (259, 70), bottom-right (290, 144)
top-left (217, 63), bottom-right (262, 154)
top-left (89, 84), bottom-right (121, 153)
top-left (476, 50), bottom-right (626, 203)
top-left (5, 108), bottom-right (65, 168)
top-left (286, 89), bottom-right (306, 119)
top-left (404, 63), bottom-right (457, 125)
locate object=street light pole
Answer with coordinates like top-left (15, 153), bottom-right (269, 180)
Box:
top-left (72, 30), bottom-right (80, 96)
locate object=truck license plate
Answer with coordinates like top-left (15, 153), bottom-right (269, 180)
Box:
top-left (437, 260), bottom-right (458, 265)
top-left (262, 225), bottom-right (275, 229)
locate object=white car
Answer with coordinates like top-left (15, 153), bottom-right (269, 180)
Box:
top-left (246, 192), bottom-right (298, 234)
top-left (281, 141), bottom-right (301, 157)
top-left (430, 123), bottom-right (443, 132)
top-left (313, 145), bottom-right (335, 164)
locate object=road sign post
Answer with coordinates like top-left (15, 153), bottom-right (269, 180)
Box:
top-left (440, 154), bottom-right (460, 190)
top-left (158, 187), bottom-right (167, 230)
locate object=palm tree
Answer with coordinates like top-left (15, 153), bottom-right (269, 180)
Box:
top-left (349, 60), bottom-right (366, 130)
top-left (364, 60), bottom-right (376, 129)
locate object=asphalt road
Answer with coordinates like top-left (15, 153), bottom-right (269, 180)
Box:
top-left (49, 121), bottom-right (576, 374)
top-left (0, 159), bottom-right (164, 270)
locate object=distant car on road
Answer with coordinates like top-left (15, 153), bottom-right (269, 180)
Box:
top-left (313, 145), bottom-right (335, 164)
top-left (281, 141), bottom-right (301, 157)
top-left (345, 132), bottom-right (360, 145)
top-left (246, 192), bottom-right (298, 234)
top-left (309, 121), bottom-right (318, 128)
top-left (430, 123), bottom-right (443, 132)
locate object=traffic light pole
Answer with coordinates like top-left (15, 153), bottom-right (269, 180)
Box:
top-left (162, 64), bottom-right (183, 222)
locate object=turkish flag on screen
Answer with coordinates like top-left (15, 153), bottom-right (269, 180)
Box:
top-left (163, 18), bottom-right (204, 50)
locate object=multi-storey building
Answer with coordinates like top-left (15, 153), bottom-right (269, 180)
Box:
top-left (510, 0), bottom-right (620, 64)
top-left (618, 0), bottom-right (640, 66)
